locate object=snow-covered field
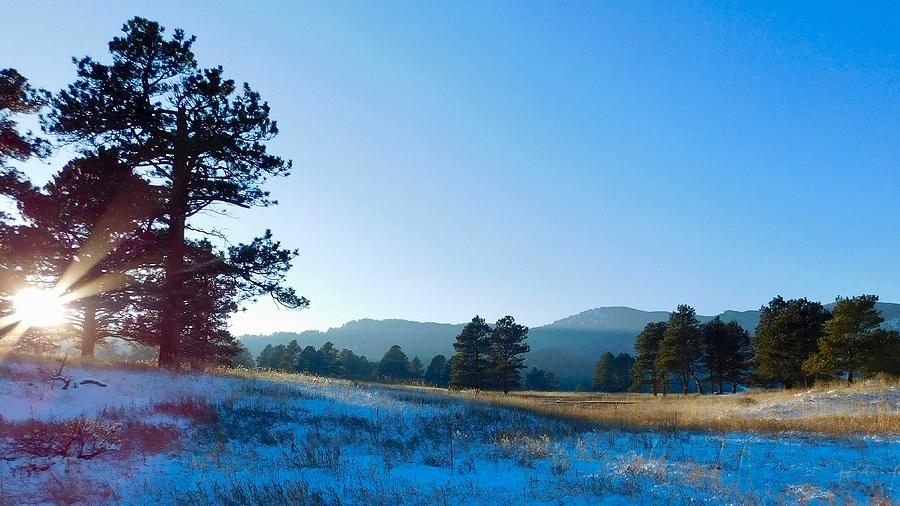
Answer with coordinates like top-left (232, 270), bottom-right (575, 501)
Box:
top-left (748, 386), bottom-right (900, 420)
top-left (0, 358), bottom-right (897, 505)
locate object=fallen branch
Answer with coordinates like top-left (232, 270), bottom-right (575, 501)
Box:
top-left (78, 379), bottom-right (108, 388)
top-left (49, 375), bottom-right (72, 390)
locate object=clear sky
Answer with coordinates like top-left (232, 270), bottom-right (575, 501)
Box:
top-left (3, 1), bottom-right (899, 334)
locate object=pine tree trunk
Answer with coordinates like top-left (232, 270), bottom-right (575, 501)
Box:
top-left (692, 370), bottom-right (704, 395)
top-left (158, 107), bottom-right (189, 370)
top-left (81, 298), bottom-right (97, 359)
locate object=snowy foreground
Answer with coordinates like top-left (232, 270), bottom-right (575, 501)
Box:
top-left (0, 358), bottom-right (897, 505)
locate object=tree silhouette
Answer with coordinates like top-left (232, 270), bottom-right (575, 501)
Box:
top-left (1, 69), bottom-right (48, 336)
top-left (45, 17), bottom-right (307, 368)
top-left (0, 68), bottom-right (48, 167)
top-left (3, 151), bottom-right (158, 356)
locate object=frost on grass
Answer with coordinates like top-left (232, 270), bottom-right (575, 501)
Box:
top-left (0, 356), bottom-right (897, 505)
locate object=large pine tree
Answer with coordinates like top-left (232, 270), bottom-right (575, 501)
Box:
top-left (487, 316), bottom-right (529, 394)
top-left (656, 305), bottom-right (704, 395)
top-left (631, 321), bottom-right (667, 395)
top-left (449, 315), bottom-right (492, 389)
top-left (379, 345), bottom-right (411, 381)
top-left (45, 18), bottom-right (308, 367)
top-left (804, 295), bottom-right (894, 384)
top-left (753, 296), bottom-right (830, 388)
top-left (701, 317), bottom-right (752, 394)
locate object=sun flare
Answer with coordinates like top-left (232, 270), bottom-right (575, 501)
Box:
top-left (12, 287), bottom-right (67, 328)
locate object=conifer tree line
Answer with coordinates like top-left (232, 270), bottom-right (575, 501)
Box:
top-left (630, 295), bottom-right (900, 395)
top-left (251, 315), bottom-right (537, 393)
top-left (254, 340), bottom-right (451, 386)
top-left (0, 18), bottom-right (304, 368)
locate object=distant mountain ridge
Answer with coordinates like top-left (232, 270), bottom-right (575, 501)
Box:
top-left (240, 302), bottom-right (900, 389)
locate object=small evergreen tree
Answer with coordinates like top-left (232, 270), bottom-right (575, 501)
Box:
top-left (593, 353), bottom-right (634, 392)
top-left (257, 344), bottom-right (274, 368)
top-left (379, 344), bottom-right (410, 381)
top-left (631, 322), bottom-right (667, 395)
top-left (592, 352), bottom-right (615, 391)
top-left (268, 345), bottom-right (287, 370)
top-left (230, 346), bottom-right (256, 368)
top-left (524, 367), bottom-right (560, 391)
top-left (280, 340), bottom-right (301, 371)
top-left (859, 328), bottom-right (900, 377)
top-left (424, 355), bottom-right (450, 386)
top-left (296, 345), bottom-right (320, 373)
top-left (317, 341), bottom-right (342, 377)
top-left (804, 295), bottom-right (886, 384)
top-left (487, 316), bottom-right (530, 394)
top-left (408, 356), bottom-right (424, 380)
top-left (613, 353), bottom-right (635, 391)
top-left (338, 349), bottom-right (374, 380)
top-left (721, 321), bottom-right (752, 393)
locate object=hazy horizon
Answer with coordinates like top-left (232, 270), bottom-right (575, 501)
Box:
top-left (4, 1), bottom-right (899, 335)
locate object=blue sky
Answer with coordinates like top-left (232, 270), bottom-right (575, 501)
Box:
top-left (3, 1), bottom-right (899, 334)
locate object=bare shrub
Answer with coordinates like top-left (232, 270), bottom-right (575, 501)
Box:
top-left (16, 415), bottom-right (121, 459)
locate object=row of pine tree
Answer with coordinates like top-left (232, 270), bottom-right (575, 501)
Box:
top-left (630, 295), bottom-right (899, 395)
top-left (251, 295), bottom-right (899, 394)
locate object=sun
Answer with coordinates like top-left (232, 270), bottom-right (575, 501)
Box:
top-left (12, 287), bottom-right (68, 327)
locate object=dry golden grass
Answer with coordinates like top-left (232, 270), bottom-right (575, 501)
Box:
top-left (402, 378), bottom-right (900, 435)
top-left (220, 366), bottom-right (899, 435)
